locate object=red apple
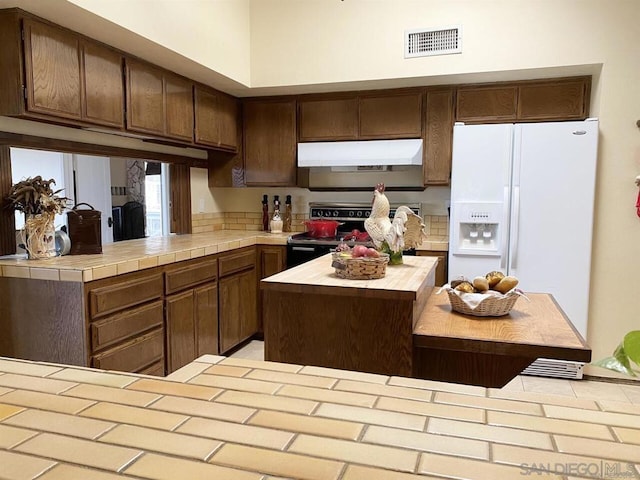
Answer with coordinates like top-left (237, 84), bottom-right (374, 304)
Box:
top-left (364, 247), bottom-right (380, 258)
top-left (352, 245), bottom-right (368, 258)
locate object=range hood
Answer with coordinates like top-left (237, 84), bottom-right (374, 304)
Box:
top-left (298, 139), bottom-right (423, 168)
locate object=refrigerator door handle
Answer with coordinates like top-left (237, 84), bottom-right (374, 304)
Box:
top-left (500, 186), bottom-right (510, 269)
top-left (510, 186), bottom-right (521, 269)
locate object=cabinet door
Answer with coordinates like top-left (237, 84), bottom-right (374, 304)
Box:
top-left (195, 282), bottom-right (219, 356)
top-left (219, 268), bottom-right (257, 353)
top-left (259, 246), bottom-right (286, 279)
top-left (23, 19), bottom-right (81, 119)
top-left (81, 41), bottom-right (124, 127)
top-left (456, 86), bottom-right (518, 122)
top-left (195, 87), bottom-right (239, 151)
top-left (298, 97), bottom-right (358, 141)
top-left (359, 92), bottom-right (422, 138)
top-left (126, 59), bottom-right (164, 135)
top-left (416, 251), bottom-right (448, 287)
top-left (218, 93), bottom-right (239, 151)
top-left (257, 246), bottom-right (286, 333)
top-left (194, 86), bottom-right (220, 147)
top-left (166, 289), bottom-right (196, 373)
top-left (244, 99), bottom-right (297, 186)
top-left (423, 88), bottom-right (454, 186)
top-left (165, 73), bottom-right (194, 141)
top-left (517, 78), bottom-right (589, 121)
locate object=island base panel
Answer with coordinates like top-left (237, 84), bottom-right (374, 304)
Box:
top-left (0, 277), bottom-right (86, 366)
top-left (264, 290), bottom-right (413, 377)
top-left (413, 347), bottom-right (535, 388)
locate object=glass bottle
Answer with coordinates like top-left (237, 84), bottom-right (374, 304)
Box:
top-left (262, 195), bottom-right (269, 231)
top-left (283, 195), bottom-right (292, 232)
top-left (270, 208), bottom-right (283, 234)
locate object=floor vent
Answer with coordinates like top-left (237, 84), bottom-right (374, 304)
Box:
top-left (521, 358), bottom-right (585, 380)
top-left (405, 26), bottom-right (462, 58)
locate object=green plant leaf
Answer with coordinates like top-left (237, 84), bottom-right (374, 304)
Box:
top-left (613, 343), bottom-right (632, 369)
top-left (592, 356), bottom-right (637, 377)
top-left (623, 330), bottom-right (640, 365)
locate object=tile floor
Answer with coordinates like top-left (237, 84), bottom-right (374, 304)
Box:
top-left (232, 340), bottom-right (640, 405)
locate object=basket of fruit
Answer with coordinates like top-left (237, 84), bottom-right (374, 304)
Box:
top-left (331, 244), bottom-right (389, 280)
top-left (445, 271), bottom-right (523, 317)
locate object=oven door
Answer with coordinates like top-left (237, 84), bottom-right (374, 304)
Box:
top-left (286, 243), bottom-right (333, 268)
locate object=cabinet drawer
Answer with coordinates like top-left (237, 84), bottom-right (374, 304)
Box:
top-left (90, 300), bottom-right (164, 351)
top-left (139, 360), bottom-right (165, 377)
top-left (89, 272), bottom-right (163, 318)
top-left (165, 257), bottom-right (218, 294)
top-left (91, 328), bottom-right (164, 373)
top-left (218, 248), bottom-right (256, 277)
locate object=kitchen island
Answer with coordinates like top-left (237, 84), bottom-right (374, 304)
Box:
top-left (262, 254), bottom-right (438, 377)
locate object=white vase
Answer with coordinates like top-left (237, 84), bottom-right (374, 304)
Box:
top-left (23, 213), bottom-right (57, 259)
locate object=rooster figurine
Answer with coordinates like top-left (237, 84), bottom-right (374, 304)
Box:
top-left (364, 183), bottom-right (427, 263)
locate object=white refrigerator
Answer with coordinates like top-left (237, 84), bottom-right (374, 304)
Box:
top-left (448, 119), bottom-right (599, 340)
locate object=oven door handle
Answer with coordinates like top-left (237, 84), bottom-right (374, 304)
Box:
top-left (289, 246), bottom-right (318, 252)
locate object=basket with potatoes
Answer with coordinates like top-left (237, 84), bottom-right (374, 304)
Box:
top-left (443, 271), bottom-right (524, 317)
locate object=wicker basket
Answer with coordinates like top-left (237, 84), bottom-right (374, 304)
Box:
top-left (446, 288), bottom-right (521, 317)
top-left (331, 252), bottom-right (390, 280)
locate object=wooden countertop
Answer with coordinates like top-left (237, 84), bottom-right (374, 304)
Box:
top-left (261, 254), bottom-right (438, 301)
top-left (413, 291), bottom-right (591, 362)
top-left (0, 231), bottom-right (289, 283)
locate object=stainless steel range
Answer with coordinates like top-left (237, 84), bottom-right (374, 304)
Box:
top-left (286, 202), bottom-right (421, 268)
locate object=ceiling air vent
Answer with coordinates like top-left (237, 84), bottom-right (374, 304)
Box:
top-left (405, 26), bottom-right (462, 58)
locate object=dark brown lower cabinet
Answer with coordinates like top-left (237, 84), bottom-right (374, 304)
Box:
top-left (416, 250), bottom-right (448, 287)
top-left (219, 267), bottom-right (257, 354)
top-left (195, 283), bottom-right (219, 356)
top-left (165, 281), bottom-right (218, 374)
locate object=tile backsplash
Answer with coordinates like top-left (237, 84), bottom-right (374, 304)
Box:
top-left (193, 212), bottom-right (449, 238)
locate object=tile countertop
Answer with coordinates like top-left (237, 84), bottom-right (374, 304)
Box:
top-left (0, 356), bottom-right (639, 480)
top-left (0, 231), bottom-right (448, 282)
top-left (0, 231), bottom-right (290, 282)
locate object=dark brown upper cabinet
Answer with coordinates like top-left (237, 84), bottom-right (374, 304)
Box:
top-left (423, 87), bottom-right (455, 186)
top-left (359, 92), bottom-right (422, 139)
top-left (456, 85), bottom-right (518, 123)
top-left (0, 11), bottom-right (124, 128)
top-left (456, 77), bottom-right (590, 123)
top-left (298, 91), bottom-right (422, 142)
top-left (194, 85), bottom-right (239, 152)
top-left (517, 77), bottom-right (589, 121)
top-left (243, 98), bottom-right (297, 186)
top-left (125, 58), bottom-right (194, 141)
top-left (81, 40), bottom-right (125, 128)
top-left (298, 96), bottom-right (358, 141)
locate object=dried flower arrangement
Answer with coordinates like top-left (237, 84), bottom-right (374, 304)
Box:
top-left (6, 176), bottom-right (69, 258)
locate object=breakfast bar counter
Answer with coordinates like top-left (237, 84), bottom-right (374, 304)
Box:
top-left (413, 291), bottom-right (592, 388)
top-left (0, 354), bottom-right (638, 480)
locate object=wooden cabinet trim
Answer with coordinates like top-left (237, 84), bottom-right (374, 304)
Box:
top-left (165, 257), bottom-right (218, 295)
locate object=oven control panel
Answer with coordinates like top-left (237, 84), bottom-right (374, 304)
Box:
top-left (309, 203), bottom-right (420, 221)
